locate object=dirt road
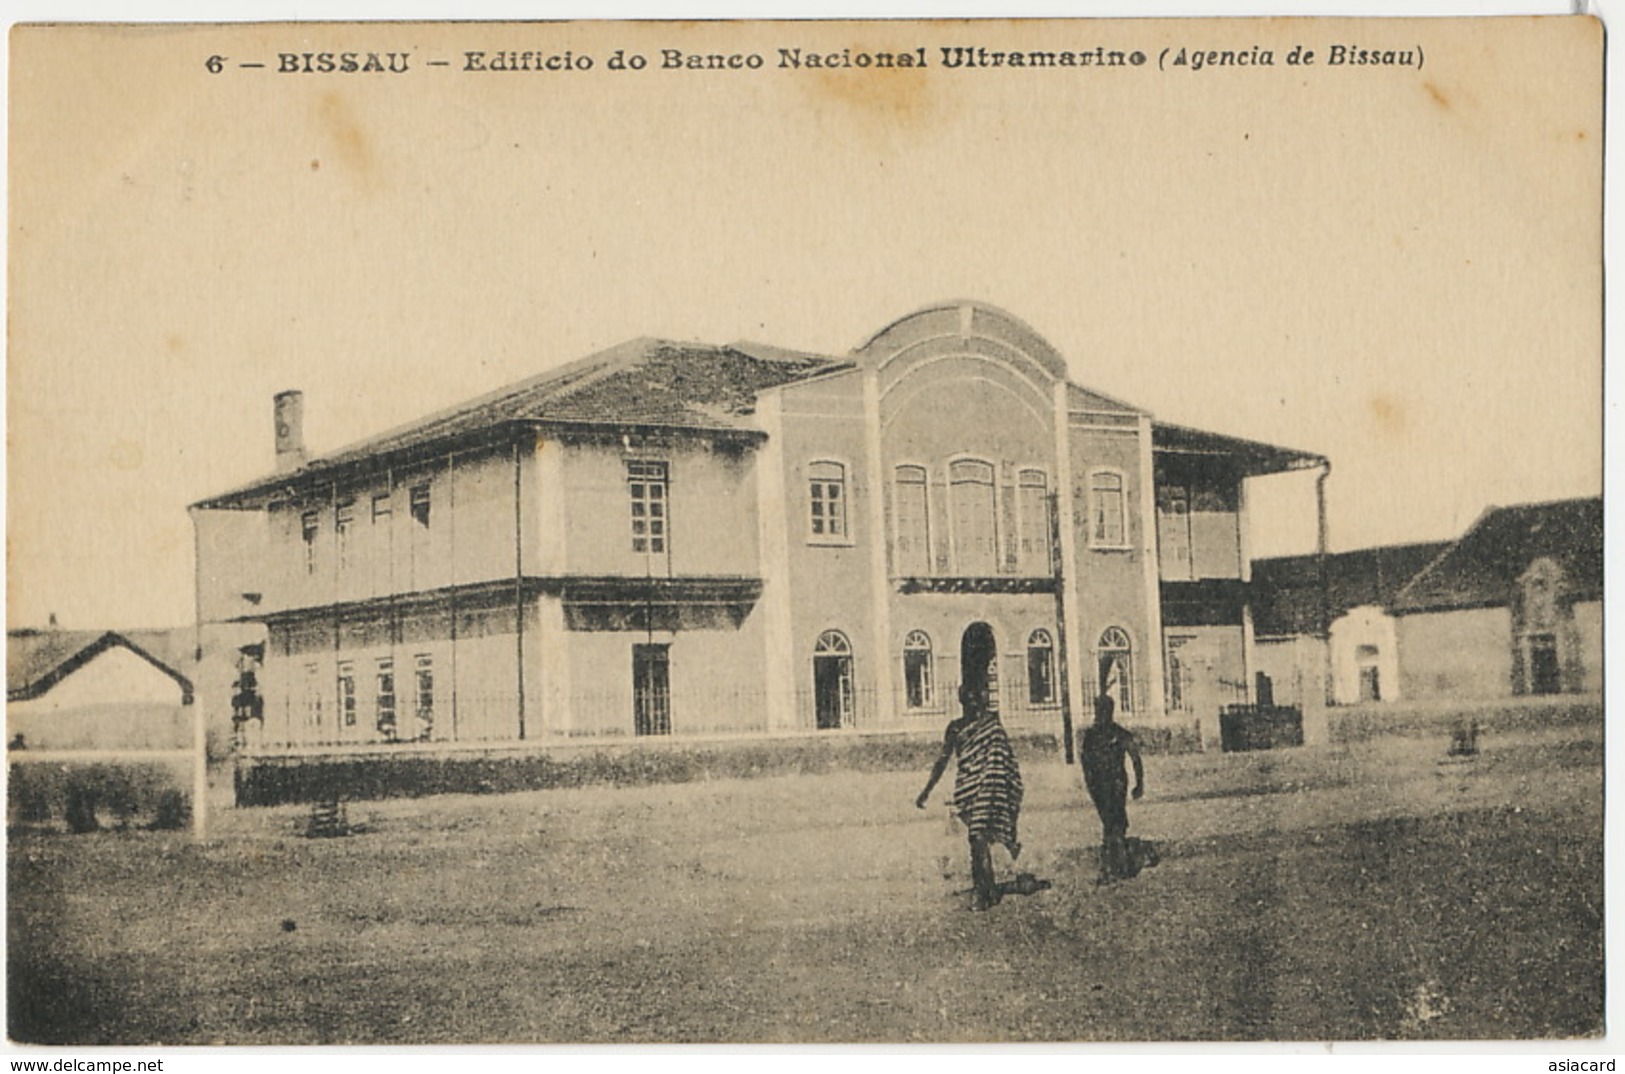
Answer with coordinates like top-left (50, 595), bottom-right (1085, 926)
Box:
top-left (9, 714), bottom-right (1603, 1042)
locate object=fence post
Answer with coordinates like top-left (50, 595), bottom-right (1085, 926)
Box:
top-left (192, 691), bottom-right (209, 841)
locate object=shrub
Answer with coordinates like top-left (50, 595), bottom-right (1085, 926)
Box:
top-left (149, 789), bottom-right (190, 831)
top-left (64, 787), bottom-right (100, 834)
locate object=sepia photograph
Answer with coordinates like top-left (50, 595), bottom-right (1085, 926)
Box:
top-left (5, 14), bottom-right (1606, 1046)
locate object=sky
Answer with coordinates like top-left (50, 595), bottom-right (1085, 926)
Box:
top-left (7, 15), bottom-right (1604, 630)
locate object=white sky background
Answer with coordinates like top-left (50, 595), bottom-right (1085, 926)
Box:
top-left (5, 5), bottom-right (1604, 631)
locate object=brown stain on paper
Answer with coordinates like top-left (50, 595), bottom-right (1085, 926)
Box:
top-left (1368, 393), bottom-right (1408, 439)
top-left (315, 92), bottom-right (376, 186)
top-left (1423, 82), bottom-right (1450, 110)
top-left (805, 45), bottom-right (938, 136)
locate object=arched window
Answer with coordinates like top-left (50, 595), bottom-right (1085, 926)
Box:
top-left (902, 630), bottom-right (934, 709)
top-left (1026, 628), bottom-right (1056, 705)
top-left (949, 458), bottom-right (998, 575)
top-left (813, 630), bottom-right (855, 730)
top-left (1097, 626), bottom-right (1133, 714)
top-left (1090, 470), bottom-right (1127, 548)
top-left (808, 460), bottom-right (847, 541)
top-left (893, 465), bottom-right (930, 575)
top-left (815, 631), bottom-right (852, 655)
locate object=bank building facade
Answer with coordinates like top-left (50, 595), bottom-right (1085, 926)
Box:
top-left (192, 302), bottom-right (1327, 754)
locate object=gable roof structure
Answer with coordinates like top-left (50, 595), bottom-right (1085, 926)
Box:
top-left (195, 339), bottom-right (851, 510)
top-left (1251, 541), bottom-right (1454, 636)
top-left (1390, 497), bottom-right (1604, 615)
top-left (195, 311), bottom-right (1327, 510)
top-left (7, 630), bottom-right (195, 704)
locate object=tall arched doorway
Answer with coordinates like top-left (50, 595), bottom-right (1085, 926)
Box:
top-left (813, 630), bottom-right (854, 730)
top-left (960, 622), bottom-right (998, 707)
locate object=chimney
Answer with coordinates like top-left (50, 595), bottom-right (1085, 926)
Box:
top-left (274, 390), bottom-right (306, 472)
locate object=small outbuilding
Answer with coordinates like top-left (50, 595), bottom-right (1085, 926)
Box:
top-left (1252, 541), bottom-right (1450, 706)
top-left (7, 630), bottom-right (195, 751)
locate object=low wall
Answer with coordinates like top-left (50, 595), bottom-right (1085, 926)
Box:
top-left (234, 728), bottom-right (1046, 806)
top-left (1327, 694), bottom-right (1602, 743)
top-left (233, 716), bottom-right (1205, 807)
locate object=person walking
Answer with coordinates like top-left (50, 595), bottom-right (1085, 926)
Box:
top-left (916, 680), bottom-right (1025, 911)
top-left (1081, 690), bottom-right (1148, 884)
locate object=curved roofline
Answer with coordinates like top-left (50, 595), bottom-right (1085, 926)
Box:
top-left (852, 299), bottom-right (1071, 382)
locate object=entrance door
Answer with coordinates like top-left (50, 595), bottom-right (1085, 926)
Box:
top-left (1528, 634), bottom-right (1561, 695)
top-left (633, 644), bottom-right (671, 736)
top-left (813, 631), bottom-right (854, 729)
top-left (1356, 644), bottom-right (1382, 702)
top-left (1358, 666), bottom-right (1382, 702)
top-left (960, 622), bottom-right (997, 707)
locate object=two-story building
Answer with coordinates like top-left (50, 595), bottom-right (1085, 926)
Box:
top-left (192, 302), bottom-right (1326, 751)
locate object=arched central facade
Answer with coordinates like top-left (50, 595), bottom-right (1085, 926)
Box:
top-left (754, 301), bottom-right (1165, 734)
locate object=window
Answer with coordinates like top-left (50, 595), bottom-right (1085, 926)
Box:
top-left (893, 465), bottom-right (930, 575)
top-left (808, 460), bottom-right (848, 541)
top-left (1090, 471), bottom-right (1127, 548)
top-left (372, 492), bottom-right (392, 525)
top-left (409, 484), bottom-right (431, 528)
top-left (1026, 629), bottom-right (1056, 705)
top-left (813, 631), bottom-right (855, 730)
top-left (1159, 484), bottom-right (1193, 577)
top-left (303, 662), bottom-right (322, 729)
top-left (1018, 469), bottom-right (1050, 574)
top-left (335, 500), bottom-right (357, 570)
top-left (633, 644), bottom-right (671, 736)
top-left (627, 460), bottom-right (669, 555)
top-left (375, 658), bottom-right (397, 739)
top-left (1098, 626), bottom-right (1133, 714)
top-left (949, 458), bottom-right (998, 575)
top-left (336, 662), bottom-right (357, 728)
top-left (1165, 636), bottom-right (1190, 712)
top-left (301, 511), bottom-right (320, 574)
top-left (414, 655), bottom-right (434, 740)
top-left (903, 630), bottom-right (934, 709)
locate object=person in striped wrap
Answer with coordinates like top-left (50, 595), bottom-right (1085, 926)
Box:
top-left (916, 680), bottom-right (1025, 911)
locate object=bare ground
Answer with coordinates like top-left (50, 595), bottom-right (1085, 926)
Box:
top-left (8, 710), bottom-right (1603, 1043)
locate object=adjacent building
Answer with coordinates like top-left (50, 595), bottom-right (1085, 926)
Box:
top-left (1251, 496), bottom-right (1603, 707)
top-left (1251, 541), bottom-right (1451, 707)
top-left (7, 629), bottom-right (194, 751)
top-left (192, 302), bottom-right (1327, 751)
top-left (1389, 497), bottom-right (1603, 700)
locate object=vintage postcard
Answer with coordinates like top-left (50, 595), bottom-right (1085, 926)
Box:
top-left (6, 16), bottom-right (1604, 1046)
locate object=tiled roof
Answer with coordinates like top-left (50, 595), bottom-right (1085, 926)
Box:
top-left (193, 319), bottom-right (1326, 508)
top-left (7, 629), bottom-right (194, 703)
top-left (195, 339), bottom-right (848, 508)
top-left (1390, 497), bottom-right (1603, 615)
top-left (1251, 541), bottom-right (1453, 636)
